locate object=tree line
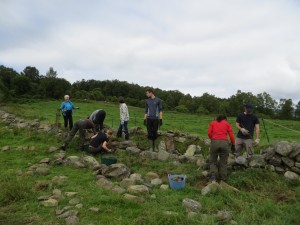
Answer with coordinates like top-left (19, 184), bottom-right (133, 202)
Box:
top-left (1, 65), bottom-right (299, 120)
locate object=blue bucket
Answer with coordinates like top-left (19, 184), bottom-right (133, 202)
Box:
top-left (168, 174), bottom-right (186, 190)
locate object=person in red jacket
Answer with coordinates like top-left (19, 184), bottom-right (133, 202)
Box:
top-left (208, 114), bottom-right (235, 182)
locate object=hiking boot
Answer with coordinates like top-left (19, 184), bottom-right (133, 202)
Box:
top-left (60, 144), bottom-right (66, 151)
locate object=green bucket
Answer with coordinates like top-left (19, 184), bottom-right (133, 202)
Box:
top-left (101, 155), bottom-right (117, 166)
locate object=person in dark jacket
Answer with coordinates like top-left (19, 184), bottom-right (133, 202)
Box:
top-left (89, 109), bottom-right (106, 131)
top-left (88, 129), bottom-right (113, 154)
top-left (208, 114), bottom-right (235, 182)
top-left (60, 95), bottom-right (79, 130)
top-left (61, 119), bottom-right (96, 151)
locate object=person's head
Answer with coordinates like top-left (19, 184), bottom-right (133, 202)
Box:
top-left (244, 103), bottom-right (253, 114)
top-left (105, 129), bottom-right (113, 137)
top-left (216, 114), bottom-right (227, 122)
top-left (64, 95), bottom-right (70, 101)
top-left (146, 88), bottom-right (154, 98)
top-left (119, 96), bottom-right (125, 103)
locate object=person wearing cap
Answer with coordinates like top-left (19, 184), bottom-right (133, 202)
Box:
top-left (89, 109), bottom-right (106, 131)
top-left (208, 114), bottom-right (235, 182)
top-left (60, 95), bottom-right (79, 130)
top-left (234, 103), bottom-right (260, 158)
top-left (117, 96), bottom-right (130, 140)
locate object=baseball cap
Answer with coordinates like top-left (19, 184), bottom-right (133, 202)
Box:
top-left (244, 103), bottom-right (253, 113)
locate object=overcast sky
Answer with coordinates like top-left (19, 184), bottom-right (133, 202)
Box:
top-left (1, 0), bottom-right (300, 102)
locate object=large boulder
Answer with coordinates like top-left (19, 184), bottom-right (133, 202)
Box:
top-left (274, 141), bottom-right (293, 156)
top-left (82, 156), bottom-right (100, 169)
top-left (284, 171), bottom-right (300, 180)
top-left (182, 198), bottom-right (202, 213)
top-left (269, 155), bottom-right (282, 166)
top-left (158, 150), bottom-right (170, 161)
top-left (102, 163), bottom-right (130, 180)
top-left (289, 142), bottom-right (300, 158)
top-left (281, 157), bottom-right (294, 168)
top-left (248, 155), bottom-right (266, 168)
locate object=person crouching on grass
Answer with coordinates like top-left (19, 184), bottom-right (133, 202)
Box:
top-left (87, 129), bottom-right (113, 155)
top-left (208, 114), bottom-right (235, 182)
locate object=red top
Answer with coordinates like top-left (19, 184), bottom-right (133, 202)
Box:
top-left (208, 120), bottom-right (235, 144)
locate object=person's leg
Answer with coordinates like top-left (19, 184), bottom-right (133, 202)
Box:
top-left (123, 121), bottom-right (129, 140)
top-left (209, 140), bottom-right (219, 181)
top-left (69, 115), bottom-right (73, 130)
top-left (146, 118), bottom-right (153, 140)
top-left (96, 110), bottom-right (106, 130)
top-left (63, 116), bottom-right (68, 129)
top-left (63, 122), bottom-right (79, 149)
top-left (117, 123), bottom-right (122, 138)
top-left (244, 139), bottom-right (254, 158)
top-left (152, 119), bottom-right (159, 141)
top-left (219, 141), bottom-right (229, 181)
top-left (78, 122), bottom-right (86, 149)
top-left (88, 145), bottom-right (103, 154)
top-left (234, 138), bottom-right (244, 157)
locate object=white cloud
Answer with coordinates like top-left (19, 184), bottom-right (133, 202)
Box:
top-left (1, 0), bottom-right (300, 103)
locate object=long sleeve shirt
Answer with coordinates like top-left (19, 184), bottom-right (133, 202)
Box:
top-left (208, 120), bottom-right (235, 145)
top-left (120, 103), bottom-right (129, 122)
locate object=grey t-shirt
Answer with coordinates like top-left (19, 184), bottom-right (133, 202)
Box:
top-left (145, 97), bottom-right (162, 119)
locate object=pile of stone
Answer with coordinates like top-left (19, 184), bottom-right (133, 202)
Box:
top-left (261, 141), bottom-right (300, 178)
top-left (0, 109), bottom-right (55, 132)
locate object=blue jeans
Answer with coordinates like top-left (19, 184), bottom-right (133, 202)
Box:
top-left (117, 121), bottom-right (129, 140)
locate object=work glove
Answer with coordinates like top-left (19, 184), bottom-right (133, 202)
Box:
top-left (121, 120), bottom-right (124, 125)
top-left (159, 119), bottom-right (163, 126)
top-left (254, 139), bottom-right (260, 146)
top-left (231, 145), bottom-right (235, 154)
top-left (240, 128), bottom-right (249, 135)
top-left (76, 107), bottom-right (80, 109)
top-left (144, 119), bottom-right (147, 126)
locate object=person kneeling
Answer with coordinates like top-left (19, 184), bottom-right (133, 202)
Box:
top-left (88, 129), bottom-right (113, 155)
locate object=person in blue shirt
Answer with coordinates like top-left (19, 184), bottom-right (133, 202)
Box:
top-left (60, 95), bottom-right (79, 130)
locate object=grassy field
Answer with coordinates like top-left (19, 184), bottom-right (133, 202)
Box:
top-left (0, 101), bottom-right (300, 225)
top-left (1, 100), bottom-right (300, 147)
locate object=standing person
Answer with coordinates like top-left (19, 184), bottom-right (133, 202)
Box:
top-left (60, 95), bottom-right (79, 130)
top-left (88, 129), bottom-right (113, 154)
top-left (117, 96), bottom-right (130, 140)
top-left (89, 109), bottom-right (106, 131)
top-left (144, 88), bottom-right (163, 151)
top-left (61, 119), bottom-right (96, 151)
top-left (208, 114), bottom-right (235, 182)
top-left (235, 103), bottom-right (260, 158)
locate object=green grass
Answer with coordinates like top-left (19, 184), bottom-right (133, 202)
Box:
top-left (0, 101), bottom-right (300, 224)
top-left (2, 100), bottom-right (300, 148)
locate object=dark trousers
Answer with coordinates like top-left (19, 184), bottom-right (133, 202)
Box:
top-left (88, 145), bottom-right (104, 155)
top-left (146, 118), bottom-right (159, 140)
top-left (64, 121), bottom-right (86, 147)
top-left (117, 121), bottom-right (129, 140)
top-left (209, 140), bottom-right (229, 180)
top-left (63, 110), bottom-right (73, 130)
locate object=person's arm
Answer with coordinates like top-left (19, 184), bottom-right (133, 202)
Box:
top-left (228, 125), bottom-right (235, 145)
top-left (255, 124), bottom-right (260, 139)
top-left (60, 102), bottom-right (65, 111)
top-left (102, 141), bottom-right (112, 152)
top-left (159, 99), bottom-right (163, 119)
top-left (207, 123), bottom-right (213, 139)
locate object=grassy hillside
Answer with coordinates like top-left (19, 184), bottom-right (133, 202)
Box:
top-left (0, 101), bottom-right (299, 224)
top-left (2, 100), bottom-right (300, 147)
